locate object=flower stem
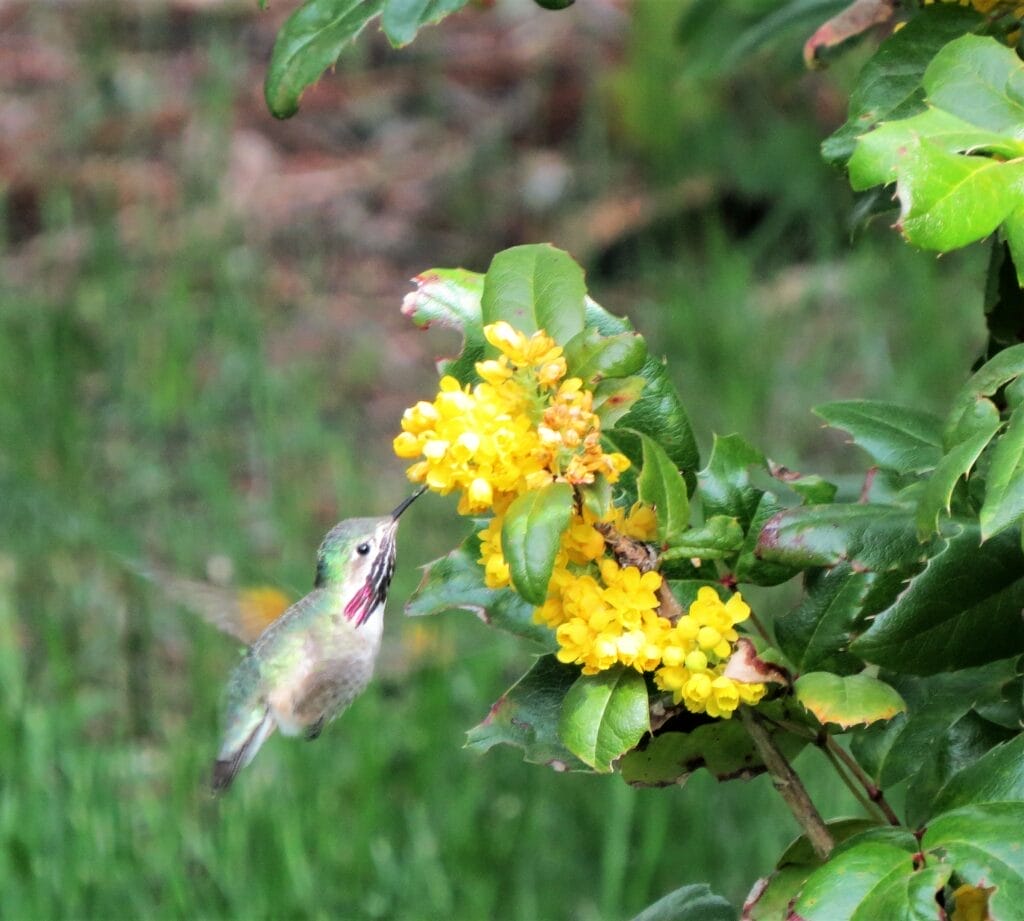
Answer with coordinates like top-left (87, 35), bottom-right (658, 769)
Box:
top-left (819, 742), bottom-right (886, 823)
top-left (821, 735), bottom-right (902, 827)
top-left (739, 707), bottom-right (835, 861)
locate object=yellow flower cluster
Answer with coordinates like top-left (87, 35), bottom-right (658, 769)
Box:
top-left (393, 322), bottom-right (629, 515)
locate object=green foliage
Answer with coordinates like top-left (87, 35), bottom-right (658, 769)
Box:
top-left (628, 883), bottom-right (737, 921)
top-left (634, 430), bottom-right (691, 543)
top-left (501, 483), bottom-right (574, 605)
top-left (793, 672), bottom-right (905, 729)
top-left (560, 667), bottom-right (651, 772)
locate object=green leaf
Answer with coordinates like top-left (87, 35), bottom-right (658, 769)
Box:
top-left (697, 434), bottom-right (767, 531)
top-left (628, 884), bottom-right (736, 921)
top-left (558, 666), bottom-right (650, 772)
top-left (466, 655), bottom-right (589, 771)
top-left (980, 402), bottom-right (1024, 540)
top-left (501, 483), bottom-right (573, 605)
top-left (593, 377), bottom-right (646, 427)
top-left (618, 701), bottom-right (807, 787)
top-left (400, 268), bottom-right (485, 385)
top-left (945, 343), bottom-right (1024, 445)
top-left (851, 523), bottom-right (1024, 674)
top-left (265, 0), bottom-right (383, 119)
top-left (916, 408), bottom-right (1000, 539)
top-left (404, 530), bottom-right (554, 648)
top-left (661, 517), bottom-right (744, 560)
top-left (380, 0), bottom-right (468, 47)
top-left (633, 430), bottom-right (690, 544)
top-left (794, 672), bottom-right (905, 729)
top-left (822, 5), bottom-right (983, 165)
top-left (735, 492), bottom-right (801, 587)
top-left (481, 244), bottom-right (585, 346)
top-left (1006, 208), bottom-right (1024, 287)
top-left (563, 328), bottom-right (647, 385)
top-left (776, 565), bottom-right (880, 675)
top-left (757, 504), bottom-right (927, 572)
top-left (931, 732), bottom-right (1024, 815)
top-left (814, 400), bottom-right (943, 474)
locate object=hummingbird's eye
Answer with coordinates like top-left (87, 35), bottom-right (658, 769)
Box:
top-left (356, 542), bottom-right (372, 556)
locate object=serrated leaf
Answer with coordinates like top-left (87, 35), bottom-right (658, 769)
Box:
top-left (481, 244), bottom-right (585, 346)
top-left (814, 400), bottom-right (944, 474)
top-left (466, 655), bottom-right (588, 771)
top-left (794, 672), bottom-right (905, 729)
top-left (632, 430), bottom-right (689, 544)
top-left (980, 402), bottom-right (1024, 539)
top-left (501, 483), bottom-right (573, 605)
top-left (776, 565), bottom-right (879, 675)
top-left (851, 523), bottom-right (1024, 674)
top-left (593, 376), bottom-right (646, 427)
top-left (629, 883), bottom-right (737, 921)
top-left (931, 732), bottom-right (1024, 815)
top-left (265, 0), bottom-right (383, 119)
top-left (380, 0), bottom-right (468, 47)
top-left (916, 409), bottom-right (999, 540)
top-left (405, 530), bottom-right (554, 647)
top-left (945, 343), bottom-right (1024, 445)
top-left (822, 5), bottom-right (984, 165)
top-left (558, 666), bottom-right (650, 772)
top-left (757, 504), bottom-right (926, 572)
top-left (563, 328), bottom-right (647, 385)
top-left (698, 434), bottom-right (767, 531)
top-left (400, 268), bottom-right (485, 384)
top-left (735, 492), bottom-right (802, 587)
top-left (661, 517), bottom-right (744, 561)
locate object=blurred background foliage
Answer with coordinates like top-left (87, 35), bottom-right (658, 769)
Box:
top-left (0, 0), bottom-right (987, 917)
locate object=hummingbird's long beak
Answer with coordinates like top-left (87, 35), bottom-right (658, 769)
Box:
top-left (390, 485), bottom-right (427, 521)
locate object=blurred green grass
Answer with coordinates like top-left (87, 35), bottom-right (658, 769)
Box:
top-left (0, 2), bottom-right (988, 919)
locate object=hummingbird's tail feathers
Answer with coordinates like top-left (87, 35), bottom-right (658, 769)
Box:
top-left (211, 707), bottom-right (275, 794)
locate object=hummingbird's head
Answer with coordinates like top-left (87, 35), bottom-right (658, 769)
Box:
top-left (313, 487), bottom-right (425, 625)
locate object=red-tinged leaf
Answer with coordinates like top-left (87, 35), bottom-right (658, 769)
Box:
top-left (794, 672), bottom-right (905, 729)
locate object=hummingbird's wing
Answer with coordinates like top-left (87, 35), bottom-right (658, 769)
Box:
top-left (213, 652), bottom-right (275, 793)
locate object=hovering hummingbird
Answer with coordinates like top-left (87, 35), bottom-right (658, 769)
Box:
top-left (211, 488), bottom-right (425, 793)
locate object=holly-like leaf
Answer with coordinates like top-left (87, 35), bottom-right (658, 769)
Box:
top-left (466, 655), bottom-right (589, 771)
top-left (756, 504), bottom-right (926, 572)
top-left (593, 377), bottom-right (646, 427)
top-left (915, 408), bottom-right (1000, 539)
top-left (822, 5), bottom-right (983, 165)
top-left (400, 268), bottom-right (486, 384)
top-left (661, 517), bottom-right (744, 561)
top-left (980, 402), bottom-right (1024, 540)
top-left (698, 434), bottom-right (768, 531)
top-left (802, 0), bottom-right (897, 69)
top-left (405, 530), bottom-right (554, 647)
top-left (776, 565), bottom-right (880, 675)
top-left (380, 0), bottom-right (468, 47)
top-left (265, 0), bottom-right (383, 119)
top-left (851, 523), bottom-right (1024, 674)
top-left (735, 492), bottom-right (802, 587)
top-left (629, 884), bottom-right (737, 921)
top-left (501, 483), bottom-right (573, 605)
top-left (930, 732), bottom-right (1024, 816)
top-left (633, 430), bottom-right (690, 544)
top-left (814, 400), bottom-right (944, 474)
top-left (481, 244), bottom-right (585, 347)
top-left (563, 328), bottom-right (647, 385)
top-left (945, 343), bottom-right (1024, 445)
top-left (558, 666), bottom-right (650, 773)
top-left (794, 672), bottom-right (905, 729)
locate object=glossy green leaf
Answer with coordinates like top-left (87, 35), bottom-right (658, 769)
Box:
top-left (501, 483), bottom-right (573, 605)
top-left (735, 492), bottom-right (801, 587)
top-left (661, 517), bottom-right (744, 561)
top-left (563, 328), bottom-right (647, 385)
top-left (466, 655), bottom-right (588, 771)
top-left (481, 244), bottom-right (585, 346)
top-left (757, 504), bottom-right (926, 572)
top-left (380, 0), bottom-right (468, 47)
top-left (980, 402), bottom-right (1024, 540)
top-left (697, 434), bottom-right (767, 531)
top-left (931, 732), bottom-right (1024, 815)
top-left (558, 666), bottom-right (650, 773)
top-left (1006, 208), bottom-right (1024, 286)
top-left (821, 5), bottom-right (982, 164)
top-left (776, 566), bottom-right (879, 675)
top-left (400, 268), bottom-right (485, 385)
top-left (915, 409), bottom-right (999, 539)
top-left (629, 884), bottom-right (736, 921)
top-left (405, 529), bottom-right (554, 647)
top-left (945, 343), bottom-right (1024, 445)
top-left (593, 377), bottom-right (646, 427)
top-left (794, 672), bottom-right (905, 729)
top-left (633, 430), bottom-right (689, 543)
top-left (851, 523), bottom-right (1024, 674)
top-left (814, 400), bottom-right (943, 474)
top-left (265, 0), bottom-right (383, 119)
top-left (785, 473), bottom-right (838, 506)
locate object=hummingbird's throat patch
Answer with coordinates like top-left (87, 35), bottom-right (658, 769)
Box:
top-left (343, 541), bottom-right (396, 627)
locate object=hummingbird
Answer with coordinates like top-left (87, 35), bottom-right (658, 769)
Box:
top-left (211, 488), bottom-right (425, 793)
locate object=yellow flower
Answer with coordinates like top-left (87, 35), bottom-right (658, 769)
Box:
top-left (477, 517), bottom-right (510, 589)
